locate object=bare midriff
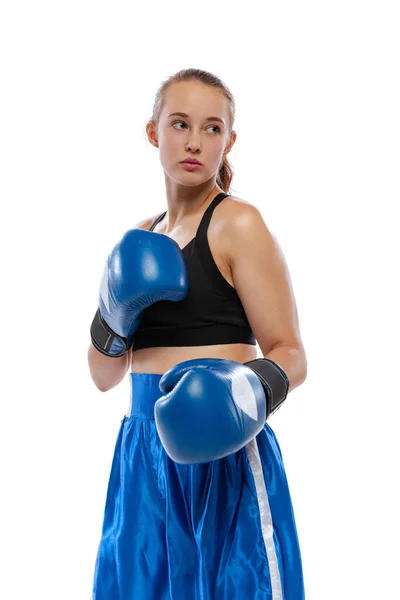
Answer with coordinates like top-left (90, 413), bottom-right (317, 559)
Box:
top-left (130, 343), bottom-right (258, 375)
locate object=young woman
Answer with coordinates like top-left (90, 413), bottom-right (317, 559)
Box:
top-left (88, 68), bottom-right (308, 600)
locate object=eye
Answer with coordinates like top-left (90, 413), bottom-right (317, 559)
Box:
top-left (207, 125), bottom-right (221, 134)
top-left (172, 120), bottom-right (187, 129)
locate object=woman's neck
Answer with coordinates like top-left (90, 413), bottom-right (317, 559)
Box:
top-left (162, 181), bottom-right (222, 231)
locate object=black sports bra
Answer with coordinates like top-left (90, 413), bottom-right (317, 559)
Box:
top-left (132, 192), bottom-right (256, 350)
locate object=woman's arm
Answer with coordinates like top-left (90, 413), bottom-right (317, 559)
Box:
top-left (88, 344), bottom-right (133, 392)
top-left (219, 201), bottom-right (308, 393)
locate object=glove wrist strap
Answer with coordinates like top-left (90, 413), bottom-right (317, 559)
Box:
top-left (244, 358), bottom-right (289, 418)
top-left (90, 308), bottom-right (129, 358)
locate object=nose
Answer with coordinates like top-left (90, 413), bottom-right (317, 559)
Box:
top-left (185, 131), bottom-right (201, 153)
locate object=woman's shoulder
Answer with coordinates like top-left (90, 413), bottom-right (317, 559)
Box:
top-left (214, 194), bottom-right (268, 235)
top-left (210, 194), bottom-right (275, 259)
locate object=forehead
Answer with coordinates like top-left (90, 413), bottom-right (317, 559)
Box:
top-left (161, 81), bottom-right (229, 119)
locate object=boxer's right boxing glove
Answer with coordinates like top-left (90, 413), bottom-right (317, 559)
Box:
top-left (154, 358), bottom-right (267, 464)
top-left (90, 228), bottom-right (188, 357)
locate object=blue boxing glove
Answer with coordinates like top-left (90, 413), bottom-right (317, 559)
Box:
top-left (90, 229), bottom-right (188, 357)
top-left (154, 358), bottom-right (268, 464)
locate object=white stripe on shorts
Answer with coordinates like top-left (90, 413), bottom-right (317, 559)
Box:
top-left (246, 437), bottom-right (283, 600)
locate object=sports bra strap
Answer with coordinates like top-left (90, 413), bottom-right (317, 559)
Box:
top-left (148, 211), bottom-right (167, 231)
top-left (196, 192), bottom-right (229, 240)
top-left (195, 192), bottom-right (237, 297)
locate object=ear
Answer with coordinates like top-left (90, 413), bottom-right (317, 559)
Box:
top-left (146, 120), bottom-right (159, 148)
top-left (224, 130), bottom-right (237, 156)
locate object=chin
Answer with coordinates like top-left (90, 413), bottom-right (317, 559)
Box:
top-left (164, 166), bottom-right (210, 186)
top-left (178, 178), bottom-right (206, 187)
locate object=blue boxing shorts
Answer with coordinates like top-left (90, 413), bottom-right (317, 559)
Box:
top-left (91, 373), bottom-right (305, 599)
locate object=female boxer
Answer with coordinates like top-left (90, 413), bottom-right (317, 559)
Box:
top-left (88, 68), bottom-right (307, 599)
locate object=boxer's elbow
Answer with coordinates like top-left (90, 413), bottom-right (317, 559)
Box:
top-left (95, 382), bottom-right (111, 393)
top-left (88, 343), bottom-right (131, 392)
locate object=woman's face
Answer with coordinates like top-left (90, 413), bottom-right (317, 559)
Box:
top-left (149, 81), bottom-right (236, 186)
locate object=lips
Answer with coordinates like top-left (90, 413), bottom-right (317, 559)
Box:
top-left (180, 161), bottom-right (202, 170)
top-left (180, 159), bottom-right (202, 165)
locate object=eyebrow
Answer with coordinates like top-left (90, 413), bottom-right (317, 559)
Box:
top-left (168, 112), bottom-right (225, 125)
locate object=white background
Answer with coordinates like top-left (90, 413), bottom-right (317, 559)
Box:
top-left (1, 1), bottom-right (399, 598)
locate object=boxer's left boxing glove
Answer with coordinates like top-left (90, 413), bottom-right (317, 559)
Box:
top-left (90, 229), bottom-right (188, 357)
top-left (154, 358), bottom-right (267, 464)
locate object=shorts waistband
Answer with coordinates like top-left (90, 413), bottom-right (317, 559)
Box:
top-left (126, 373), bottom-right (163, 419)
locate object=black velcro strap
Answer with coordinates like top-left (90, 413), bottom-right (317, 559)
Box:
top-left (244, 358), bottom-right (289, 418)
top-left (90, 308), bottom-right (128, 358)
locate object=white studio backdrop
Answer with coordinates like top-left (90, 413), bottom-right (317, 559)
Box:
top-left (1, 1), bottom-right (399, 598)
